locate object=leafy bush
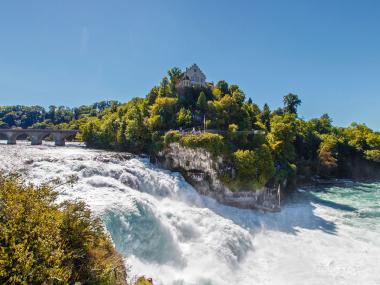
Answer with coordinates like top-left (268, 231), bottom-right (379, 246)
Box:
top-left (233, 145), bottom-right (275, 189)
top-left (134, 277), bottom-right (154, 285)
top-left (365, 149), bottom-right (380, 163)
top-left (180, 132), bottom-right (225, 155)
top-left (164, 130), bottom-right (181, 146)
top-left (0, 173), bottom-right (127, 285)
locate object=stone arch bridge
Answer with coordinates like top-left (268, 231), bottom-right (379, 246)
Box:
top-left (0, 129), bottom-right (79, 146)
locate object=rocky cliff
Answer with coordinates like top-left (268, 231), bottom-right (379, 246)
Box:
top-left (157, 143), bottom-right (280, 211)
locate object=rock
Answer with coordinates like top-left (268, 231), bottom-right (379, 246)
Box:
top-left (157, 143), bottom-right (281, 211)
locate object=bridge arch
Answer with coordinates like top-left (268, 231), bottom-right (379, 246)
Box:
top-left (0, 129), bottom-right (79, 146)
top-left (0, 132), bottom-right (7, 141)
top-left (25, 131), bottom-right (51, 145)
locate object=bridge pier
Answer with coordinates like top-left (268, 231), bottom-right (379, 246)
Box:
top-left (52, 132), bottom-right (70, 146)
top-left (30, 134), bottom-right (44, 145)
top-left (55, 137), bottom-right (65, 146)
top-left (7, 134), bottom-right (17, 145)
top-left (2, 132), bottom-right (18, 145)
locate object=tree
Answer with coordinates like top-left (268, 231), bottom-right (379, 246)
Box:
top-left (267, 113), bottom-right (297, 162)
top-left (148, 97), bottom-right (178, 130)
top-left (146, 87), bottom-right (160, 105)
top-left (168, 67), bottom-right (182, 95)
top-left (318, 134), bottom-right (340, 176)
top-left (196, 91), bottom-right (208, 113)
top-left (233, 145), bottom-right (275, 189)
top-left (158, 77), bottom-right (171, 97)
top-left (176, 108), bottom-right (192, 128)
top-left (258, 103), bottom-right (271, 131)
top-left (309, 113), bottom-right (332, 134)
top-left (283, 93), bottom-right (302, 115)
top-left (168, 67), bottom-right (181, 84)
top-left (216, 80), bottom-right (229, 94)
top-left (123, 104), bottom-right (150, 153)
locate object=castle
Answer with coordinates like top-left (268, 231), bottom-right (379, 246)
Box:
top-left (176, 64), bottom-right (207, 88)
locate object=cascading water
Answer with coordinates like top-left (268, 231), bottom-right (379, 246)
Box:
top-left (1, 142), bottom-right (379, 285)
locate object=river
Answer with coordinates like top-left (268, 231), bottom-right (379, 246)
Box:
top-left (0, 142), bottom-right (379, 285)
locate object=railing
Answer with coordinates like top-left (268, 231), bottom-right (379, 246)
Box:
top-left (177, 128), bottom-right (265, 135)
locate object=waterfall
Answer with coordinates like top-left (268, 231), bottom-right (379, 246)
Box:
top-left (1, 142), bottom-right (379, 285)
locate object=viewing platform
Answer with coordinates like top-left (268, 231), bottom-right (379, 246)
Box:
top-left (0, 129), bottom-right (79, 146)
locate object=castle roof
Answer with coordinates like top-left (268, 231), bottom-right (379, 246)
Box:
top-left (185, 63), bottom-right (206, 79)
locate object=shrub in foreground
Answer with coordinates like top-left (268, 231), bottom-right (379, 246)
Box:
top-left (0, 173), bottom-right (127, 285)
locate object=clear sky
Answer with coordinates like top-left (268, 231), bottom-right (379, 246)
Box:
top-left (0, 0), bottom-right (379, 130)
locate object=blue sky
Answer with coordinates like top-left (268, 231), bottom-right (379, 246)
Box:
top-left (0, 0), bottom-right (379, 130)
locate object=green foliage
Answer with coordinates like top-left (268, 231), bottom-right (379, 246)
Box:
top-left (180, 132), bottom-right (224, 156)
top-left (134, 277), bottom-right (153, 285)
top-left (207, 94), bottom-right (249, 130)
top-left (365, 150), bottom-right (380, 163)
top-left (0, 173), bottom-right (127, 285)
top-left (164, 130), bottom-right (181, 146)
top-left (167, 67), bottom-right (182, 94)
top-left (233, 145), bottom-right (275, 189)
top-left (158, 77), bottom-right (171, 98)
top-left (267, 113), bottom-right (297, 162)
top-left (344, 123), bottom-right (373, 151)
top-left (148, 97), bottom-right (178, 130)
top-left (0, 102), bottom-right (118, 129)
top-left (257, 103), bottom-right (270, 131)
top-left (196, 91), bottom-right (208, 113)
top-left (216, 80), bottom-right (229, 94)
top-left (318, 134), bottom-right (340, 176)
top-left (81, 98), bottom-right (151, 152)
top-left (176, 108), bottom-right (192, 128)
top-left (283, 93), bottom-right (301, 115)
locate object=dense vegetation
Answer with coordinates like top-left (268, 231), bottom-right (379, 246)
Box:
top-left (77, 67), bottom-right (380, 189)
top-left (0, 101), bottom-right (119, 130)
top-left (0, 173), bottom-right (128, 285)
top-left (2, 67), bottom-right (380, 190)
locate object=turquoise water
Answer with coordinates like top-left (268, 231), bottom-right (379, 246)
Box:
top-left (305, 181), bottom-right (380, 232)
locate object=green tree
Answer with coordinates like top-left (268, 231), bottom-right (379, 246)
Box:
top-left (318, 134), bottom-right (340, 177)
top-left (216, 80), bottom-right (229, 94)
top-left (196, 91), bottom-right (208, 113)
top-left (167, 67), bottom-right (182, 94)
top-left (283, 93), bottom-right (302, 115)
top-left (124, 104), bottom-right (150, 153)
top-left (176, 108), bottom-right (192, 128)
top-left (258, 103), bottom-right (271, 131)
top-left (233, 145), bottom-right (275, 189)
top-left (267, 113), bottom-right (297, 162)
top-left (158, 77), bottom-right (171, 98)
top-left (148, 97), bottom-right (178, 130)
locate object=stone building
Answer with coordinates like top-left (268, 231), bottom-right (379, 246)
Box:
top-left (177, 64), bottom-right (207, 88)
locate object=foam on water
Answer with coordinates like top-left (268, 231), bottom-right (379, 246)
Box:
top-left (1, 142), bottom-right (379, 285)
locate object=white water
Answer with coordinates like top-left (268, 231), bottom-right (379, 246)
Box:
top-left (1, 142), bottom-right (380, 285)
